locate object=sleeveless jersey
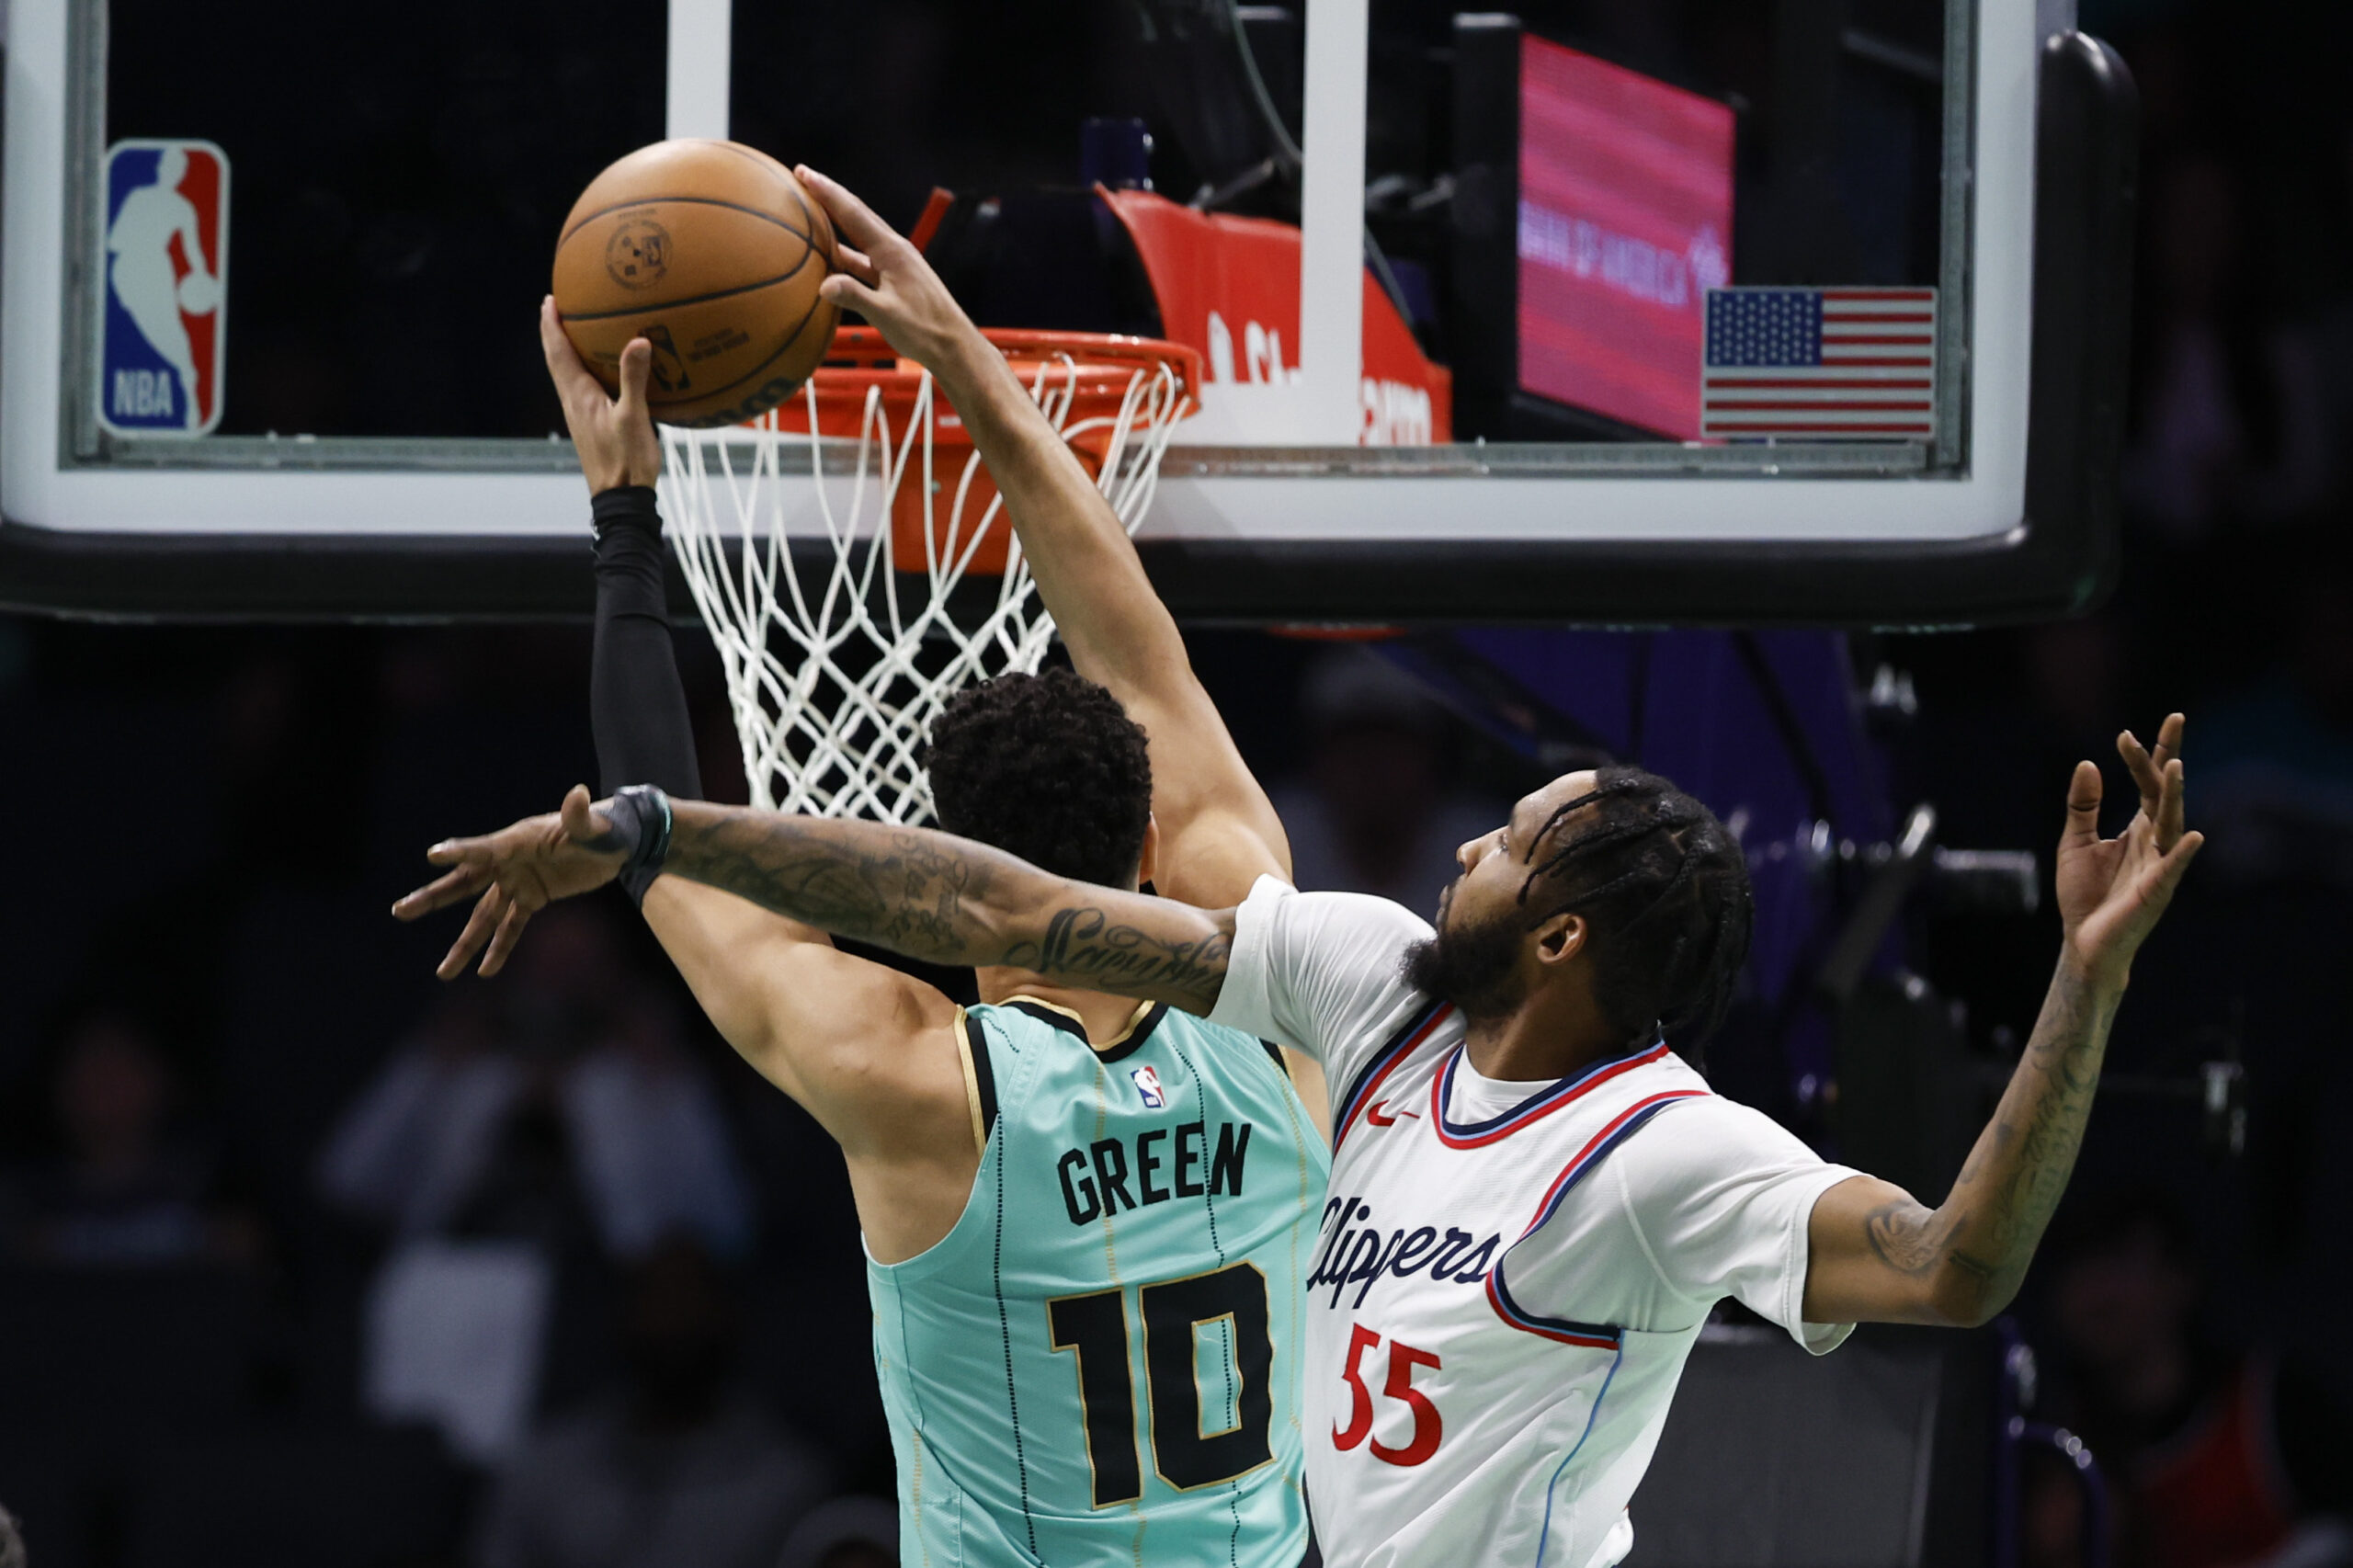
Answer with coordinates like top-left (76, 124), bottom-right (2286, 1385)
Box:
top-left (868, 996), bottom-right (1330, 1568)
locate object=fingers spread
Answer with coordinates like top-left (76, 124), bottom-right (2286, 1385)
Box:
top-left (392, 862), bottom-right (490, 921)
top-left (2062, 759), bottom-right (2104, 844)
top-left (818, 272), bottom-right (884, 315)
top-left (2118, 728), bottom-right (2165, 808)
top-left (2153, 711), bottom-right (2187, 769)
top-left (2156, 756), bottom-right (2188, 849)
top-left (2141, 827), bottom-right (2205, 907)
top-left (795, 165), bottom-right (898, 254)
top-left (833, 244), bottom-right (880, 288)
top-left (438, 884), bottom-right (507, 981)
top-left (540, 297), bottom-right (601, 398)
top-left (479, 898), bottom-right (534, 978)
top-left (426, 835), bottom-right (493, 866)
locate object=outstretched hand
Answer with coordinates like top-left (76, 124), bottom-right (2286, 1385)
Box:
top-left (392, 786), bottom-right (630, 979)
top-left (540, 296), bottom-right (661, 494)
top-left (796, 165), bottom-right (982, 373)
top-left (2055, 712), bottom-right (2204, 991)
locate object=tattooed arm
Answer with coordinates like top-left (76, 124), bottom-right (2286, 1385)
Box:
top-left (393, 787), bottom-right (1238, 1017)
top-left (660, 800), bottom-right (1237, 1013)
top-left (1801, 715), bottom-right (2205, 1328)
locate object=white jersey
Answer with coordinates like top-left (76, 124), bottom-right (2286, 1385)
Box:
top-left (1209, 879), bottom-right (1862, 1568)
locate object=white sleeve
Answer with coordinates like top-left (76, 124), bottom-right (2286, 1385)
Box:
top-left (1610, 1096), bottom-right (1862, 1354)
top-left (1208, 875), bottom-right (1436, 1088)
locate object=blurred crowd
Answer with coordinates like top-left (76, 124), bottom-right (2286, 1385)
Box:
top-left (0, 608), bottom-right (1510, 1567)
top-left (1896, 6), bottom-right (2353, 1563)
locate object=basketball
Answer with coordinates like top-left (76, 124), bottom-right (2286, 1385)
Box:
top-left (552, 140), bottom-right (838, 428)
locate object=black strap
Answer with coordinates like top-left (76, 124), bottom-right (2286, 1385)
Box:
top-left (1003, 998), bottom-right (1171, 1064)
top-left (603, 785), bottom-right (674, 903)
top-left (961, 1009), bottom-right (999, 1141)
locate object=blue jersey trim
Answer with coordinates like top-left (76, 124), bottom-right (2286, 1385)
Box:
top-left (1432, 1039), bottom-right (1672, 1148)
top-left (1483, 1093), bottom-right (1704, 1346)
top-left (1333, 1000), bottom-right (1452, 1150)
top-left (1533, 1346), bottom-right (1625, 1567)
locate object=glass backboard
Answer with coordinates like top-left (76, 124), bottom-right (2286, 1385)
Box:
top-left (0, 0), bottom-right (2135, 623)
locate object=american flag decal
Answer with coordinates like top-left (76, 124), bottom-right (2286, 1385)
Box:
top-left (1700, 288), bottom-right (1937, 439)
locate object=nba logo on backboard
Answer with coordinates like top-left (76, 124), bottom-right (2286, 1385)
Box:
top-left (99, 140), bottom-right (229, 437)
top-left (1129, 1066), bottom-right (1167, 1108)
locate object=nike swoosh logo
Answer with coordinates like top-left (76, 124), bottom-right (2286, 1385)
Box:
top-left (1365, 1101), bottom-right (1422, 1127)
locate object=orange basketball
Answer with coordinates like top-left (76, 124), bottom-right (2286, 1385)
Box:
top-left (553, 140), bottom-right (837, 428)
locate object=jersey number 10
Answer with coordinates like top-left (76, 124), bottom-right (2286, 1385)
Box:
top-left (1049, 1262), bottom-right (1275, 1506)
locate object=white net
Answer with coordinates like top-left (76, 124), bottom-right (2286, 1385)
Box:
top-left (658, 354), bottom-right (1189, 823)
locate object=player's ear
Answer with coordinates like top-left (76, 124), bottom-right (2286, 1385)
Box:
top-left (1134, 814), bottom-right (1161, 892)
top-left (1532, 912), bottom-right (1588, 969)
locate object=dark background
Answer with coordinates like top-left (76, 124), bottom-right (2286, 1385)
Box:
top-left (9, 0), bottom-right (2352, 1564)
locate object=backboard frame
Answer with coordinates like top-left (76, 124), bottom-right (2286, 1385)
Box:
top-left (0, 0), bottom-right (2133, 628)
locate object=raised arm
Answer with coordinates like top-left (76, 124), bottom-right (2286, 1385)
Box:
top-left (394, 787), bottom-right (1237, 1019)
top-left (1802, 715), bottom-right (2203, 1328)
top-left (540, 302), bottom-right (967, 1166)
top-left (797, 168), bottom-right (1291, 910)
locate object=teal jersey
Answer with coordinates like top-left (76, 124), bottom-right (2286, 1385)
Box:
top-left (869, 997), bottom-right (1329, 1567)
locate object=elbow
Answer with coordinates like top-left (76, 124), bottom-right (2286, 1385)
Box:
top-left (1927, 1265), bottom-right (2013, 1330)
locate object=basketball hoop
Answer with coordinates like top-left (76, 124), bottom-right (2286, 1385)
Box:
top-left (659, 326), bottom-right (1200, 823)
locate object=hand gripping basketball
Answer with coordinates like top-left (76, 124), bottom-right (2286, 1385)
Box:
top-left (541, 296), bottom-right (661, 494)
top-left (796, 165), bottom-right (980, 376)
top-left (551, 141), bottom-right (839, 427)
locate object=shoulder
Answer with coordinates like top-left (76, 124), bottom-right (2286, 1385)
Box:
top-left (1235, 875), bottom-right (1435, 955)
top-left (1160, 1010), bottom-right (1295, 1081)
top-left (1606, 1086), bottom-right (1827, 1203)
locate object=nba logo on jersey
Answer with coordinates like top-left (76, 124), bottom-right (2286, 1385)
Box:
top-left (1129, 1065), bottom-right (1168, 1108)
top-left (98, 140), bottom-right (229, 437)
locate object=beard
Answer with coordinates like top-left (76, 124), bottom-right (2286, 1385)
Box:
top-left (1401, 895), bottom-right (1528, 1020)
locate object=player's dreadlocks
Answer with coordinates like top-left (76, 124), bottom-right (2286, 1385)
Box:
top-left (1518, 767), bottom-right (1753, 1048)
top-left (925, 667), bottom-right (1155, 890)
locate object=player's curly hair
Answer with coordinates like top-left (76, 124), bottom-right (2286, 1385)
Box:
top-left (1518, 767), bottom-right (1754, 1048)
top-left (925, 667), bottom-right (1154, 889)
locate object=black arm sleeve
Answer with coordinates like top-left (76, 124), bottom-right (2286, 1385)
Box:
top-left (590, 486), bottom-right (704, 801)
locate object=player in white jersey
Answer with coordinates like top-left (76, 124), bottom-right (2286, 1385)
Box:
top-left (1217, 865), bottom-right (1844, 1566)
top-left (408, 695), bottom-right (2200, 1564)
top-left (1216, 741), bottom-right (2193, 1566)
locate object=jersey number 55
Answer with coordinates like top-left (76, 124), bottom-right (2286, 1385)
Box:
top-left (1334, 1324), bottom-right (1444, 1466)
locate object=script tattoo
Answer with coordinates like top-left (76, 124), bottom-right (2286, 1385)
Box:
top-left (1889, 961), bottom-right (2117, 1322)
top-left (1950, 965), bottom-right (2113, 1300)
top-left (662, 805), bottom-right (1230, 1012)
top-left (1003, 904), bottom-right (1231, 1015)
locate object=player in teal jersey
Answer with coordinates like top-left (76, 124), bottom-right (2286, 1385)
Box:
top-left (874, 994), bottom-right (1324, 1563)
top-left (404, 171), bottom-right (1328, 1564)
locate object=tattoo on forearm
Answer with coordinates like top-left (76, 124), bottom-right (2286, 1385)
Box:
top-left (1906, 961), bottom-right (2120, 1317)
top-left (1002, 904), bottom-right (1231, 1013)
top-left (661, 806), bottom-right (1229, 1012)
